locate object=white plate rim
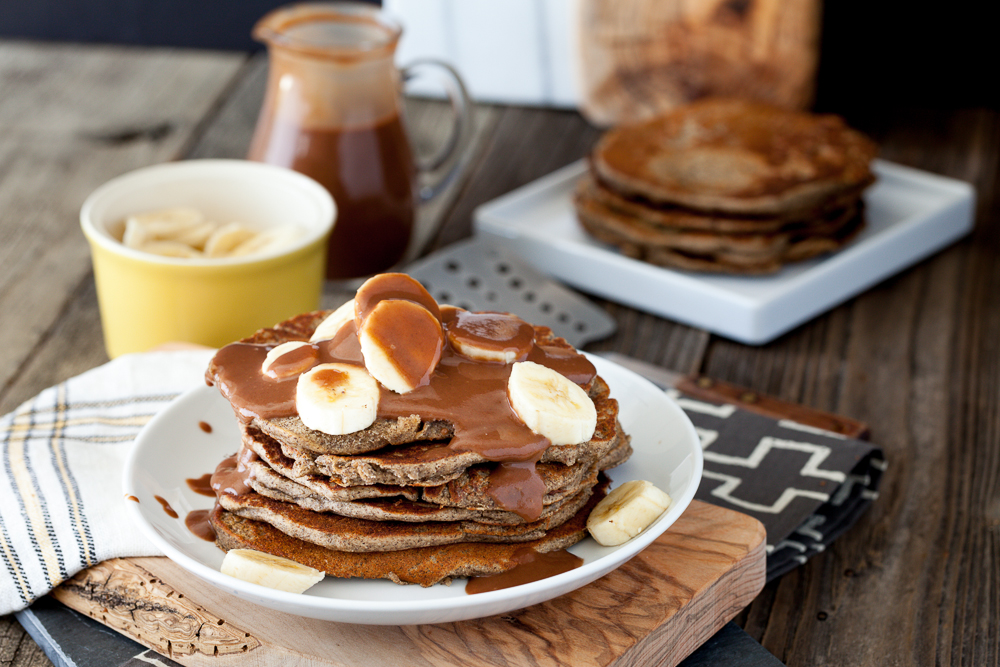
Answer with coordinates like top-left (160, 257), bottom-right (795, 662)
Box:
top-left (122, 353), bottom-right (703, 624)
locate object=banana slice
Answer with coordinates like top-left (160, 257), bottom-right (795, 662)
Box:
top-left (127, 207), bottom-right (203, 237)
top-left (296, 362), bottom-right (380, 435)
top-left (446, 311), bottom-right (535, 363)
top-left (170, 220), bottom-right (218, 250)
top-left (310, 299), bottom-right (356, 342)
top-left (358, 299), bottom-right (443, 394)
top-left (203, 222), bottom-right (258, 258)
top-left (136, 240), bottom-right (202, 258)
top-left (507, 361), bottom-right (596, 446)
top-left (261, 341), bottom-right (318, 379)
top-left (229, 225), bottom-right (302, 257)
top-left (220, 548), bottom-right (324, 594)
top-left (586, 480), bottom-right (672, 546)
top-left (122, 218), bottom-right (152, 249)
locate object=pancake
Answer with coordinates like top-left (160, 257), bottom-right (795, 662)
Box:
top-left (210, 476), bottom-right (609, 586)
top-left (216, 483), bottom-right (595, 552)
top-left (591, 98), bottom-right (878, 216)
top-left (579, 172), bottom-right (870, 235)
top-left (246, 427), bottom-right (628, 513)
top-left (267, 381), bottom-right (623, 487)
top-left (205, 281), bottom-right (631, 586)
top-left (215, 317), bottom-right (594, 458)
top-left (576, 179), bottom-right (862, 259)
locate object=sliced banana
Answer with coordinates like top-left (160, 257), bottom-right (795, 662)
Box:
top-left (507, 361), bottom-right (596, 446)
top-left (220, 548), bottom-right (324, 594)
top-left (261, 341), bottom-right (318, 379)
top-left (296, 362), bottom-right (380, 435)
top-left (310, 299), bottom-right (356, 342)
top-left (358, 299), bottom-right (443, 394)
top-left (229, 225), bottom-right (302, 257)
top-left (170, 220), bottom-right (218, 249)
top-left (586, 480), bottom-right (672, 547)
top-left (122, 218), bottom-right (152, 249)
top-left (127, 207), bottom-right (203, 236)
top-left (203, 222), bottom-right (258, 258)
top-left (136, 240), bottom-right (202, 258)
top-left (446, 311), bottom-right (535, 363)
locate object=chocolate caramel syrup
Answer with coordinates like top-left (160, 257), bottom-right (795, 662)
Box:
top-left (465, 547), bottom-right (583, 594)
top-left (186, 473), bottom-right (216, 497)
top-left (185, 509), bottom-right (216, 541)
top-left (206, 276), bottom-right (596, 522)
top-left (249, 118), bottom-right (416, 279)
top-left (154, 495), bottom-right (178, 519)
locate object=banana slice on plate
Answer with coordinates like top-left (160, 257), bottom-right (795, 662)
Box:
top-left (358, 299), bottom-right (443, 394)
top-left (310, 299), bottom-right (356, 342)
top-left (507, 360), bottom-right (597, 446)
top-left (446, 311), bottom-right (535, 363)
top-left (586, 480), bottom-right (672, 546)
top-left (261, 341), bottom-right (318, 379)
top-left (221, 548), bottom-right (324, 594)
top-left (296, 362), bottom-right (380, 435)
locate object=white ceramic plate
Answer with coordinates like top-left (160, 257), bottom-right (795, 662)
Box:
top-left (474, 159), bottom-right (975, 345)
top-left (123, 354), bottom-right (702, 625)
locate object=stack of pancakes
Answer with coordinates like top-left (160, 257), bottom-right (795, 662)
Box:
top-left (575, 98), bottom-right (879, 274)
top-left (207, 307), bottom-right (630, 586)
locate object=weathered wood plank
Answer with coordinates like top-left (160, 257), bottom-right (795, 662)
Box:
top-left (0, 42), bottom-right (245, 402)
top-left (704, 107), bottom-right (1000, 665)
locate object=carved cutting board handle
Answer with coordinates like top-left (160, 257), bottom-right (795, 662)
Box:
top-left (51, 558), bottom-right (261, 660)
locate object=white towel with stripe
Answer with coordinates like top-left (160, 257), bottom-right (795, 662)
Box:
top-left (0, 349), bottom-right (215, 615)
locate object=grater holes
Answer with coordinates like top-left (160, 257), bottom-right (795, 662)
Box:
top-left (466, 276), bottom-right (481, 289)
top-left (484, 291), bottom-right (497, 301)
top-left (444, 260), bottom-right (461, 272)
top-left (522, 291), bottom-right (536, 302)
top-left (557, 313), bottom-right (570, 324)
top-left (436, 291), bottom-right (452, 303)
top-left (509, 277), bottom-right (523, 289)
top-left (574, 322), bottom-right (587, 333)
top-left (458, 302), bottom-right (474, 310)
top-left (540, 302), bottom-right (553, 313)
top-left (495, 262), bottom-right (511, 275)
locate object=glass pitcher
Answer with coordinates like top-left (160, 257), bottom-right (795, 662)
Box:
top-left (247, 2), bottom-right (471, 280)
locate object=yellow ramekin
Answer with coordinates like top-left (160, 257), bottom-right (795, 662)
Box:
top-left (81, 160), bottom-right (335, 358)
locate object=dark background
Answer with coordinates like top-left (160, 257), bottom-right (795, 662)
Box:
top-left (0, 1), bottom-right (994, 113)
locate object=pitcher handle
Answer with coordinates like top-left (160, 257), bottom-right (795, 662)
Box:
top-left (401, 59), bottom-right (474, 202)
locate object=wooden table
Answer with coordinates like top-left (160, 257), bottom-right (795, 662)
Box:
top-left (1, 39), bottom-right (998, 666)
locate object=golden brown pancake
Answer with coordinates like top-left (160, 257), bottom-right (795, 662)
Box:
top-left (591, 98), bottom-right (877, 216)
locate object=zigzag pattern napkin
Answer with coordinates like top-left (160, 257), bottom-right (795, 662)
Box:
top-left (668, 389), bottom-right (886, 581)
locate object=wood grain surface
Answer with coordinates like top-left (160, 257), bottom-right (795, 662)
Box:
top-left (1, 34), bottom-right (999, 667)
top-left (49, 501), bottom-right (764, 667)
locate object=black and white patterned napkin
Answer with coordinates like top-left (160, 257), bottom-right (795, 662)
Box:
top-left (667, 389), bottom-right (886, 581)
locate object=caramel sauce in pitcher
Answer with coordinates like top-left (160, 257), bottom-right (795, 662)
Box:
top-left (249, 116), bottom-right (417, 280)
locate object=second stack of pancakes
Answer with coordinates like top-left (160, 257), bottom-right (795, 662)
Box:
top-left (575, 98), bottom-right (879, 274)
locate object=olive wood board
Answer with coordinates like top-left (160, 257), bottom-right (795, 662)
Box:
top-left (50, 500), bottom-right (765, 667)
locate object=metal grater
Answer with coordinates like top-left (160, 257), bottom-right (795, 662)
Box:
top-left (405, 237), bottom-right (616, 347)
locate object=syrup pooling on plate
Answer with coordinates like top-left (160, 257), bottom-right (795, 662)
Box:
top-left (206, 274), bottom-right (597, 522)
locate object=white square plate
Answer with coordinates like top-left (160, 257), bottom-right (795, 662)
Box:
top-left (474, 159), bottom-right (975, 344)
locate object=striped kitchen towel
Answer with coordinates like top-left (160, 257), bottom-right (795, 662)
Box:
top-left (0, 349), bottom-right (215, 615)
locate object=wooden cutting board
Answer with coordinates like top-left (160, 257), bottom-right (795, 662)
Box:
top-left (51, 500), bottom-right (764, 667)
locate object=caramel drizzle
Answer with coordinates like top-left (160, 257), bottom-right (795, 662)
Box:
top-left (208, 313), bottom-right (595, 522)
